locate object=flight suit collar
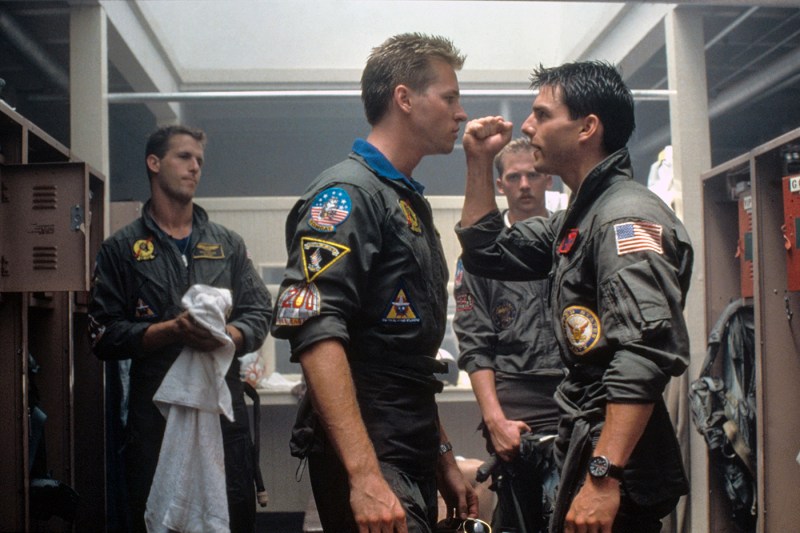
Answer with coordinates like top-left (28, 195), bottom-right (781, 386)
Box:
top-left (558, 148), bottom-right (633, 239)
top-left (352, 138), bottom-right (426, 195)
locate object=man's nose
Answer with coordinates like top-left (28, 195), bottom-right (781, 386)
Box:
top-left (455, 105), bottom-right (468, 122)
top-left (522, 114), bottom-right (537, 137)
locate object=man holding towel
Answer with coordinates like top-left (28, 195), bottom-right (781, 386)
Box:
top-left (88, 125), bottom-right (272, 532)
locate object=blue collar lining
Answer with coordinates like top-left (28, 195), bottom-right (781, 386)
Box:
top-left (352, 138), bottom-right (425, 195)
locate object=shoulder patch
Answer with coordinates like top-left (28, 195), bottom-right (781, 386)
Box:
top-left (561, 305), bottom-right (601, 355)
top-left (614, 221), bottom-right (663, 256)
top-left (308, 187), bottom-right (352, 232)
top-left (455, 292), bottom-right (474, 313)
top-left (491, 300), bottom-right (517, 329)
top-left (275, 282), bottom-right (321, 326)
top-left (301, 237), bottom-right (351, 282)
top-left (133, 238), bottom-right (156, 261)
top-left (454, 258), bottom-right (464, 289)
top-left (398, 199), bottom-right (422, 234)
top-left (381, 285), bottom-right (421, 323)
top-left (193, 242), bottom-right (225, 259)
top-left (135, 297), bottom-right (158, 319)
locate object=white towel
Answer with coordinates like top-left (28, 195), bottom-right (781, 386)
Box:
top-left (145, 285), bottom-right (235, 533)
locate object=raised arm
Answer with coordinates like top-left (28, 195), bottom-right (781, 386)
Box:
top-left (460, 116), bottom-right (513, 227)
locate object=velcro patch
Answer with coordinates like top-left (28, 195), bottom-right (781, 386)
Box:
top-left (455, 292), bottom-right (474, 313)
top-left (134, 297), bottom-right (157, 319)
top-left (614, 221), bottom-right (663, 256)
top-left (308, 187), bottom-right (352, 232)
top-left (193, 242), bottom-right (225, 259)
top-left (381, 285), bottom-right (421, 323)
top-left (453, 259), bottom-right (464, 289)
top-left (301, 237), bottom-right (351, 282)
top-left (275, 282), bottom-right (321, 326)
top-left (491, 300), bottom-right (517, 329)
top-left (561, 305), bottom-right (601, 355)
top-left (133, 238), bottom-right (155, 261)
top-left (399, 199), bottom-right (422, 234)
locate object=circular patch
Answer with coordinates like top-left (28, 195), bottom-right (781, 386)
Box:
top-left (561, 305), bottom-right (601, 355)
top-left (491, 300), bottom-right (517, 330)
top-left (133, 238), bottom-right (155, 261)
top-left (308, 187), bottom-right (352, 232)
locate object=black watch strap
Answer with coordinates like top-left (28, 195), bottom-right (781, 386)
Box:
top-left (589, 455), bottom-right (624, 481)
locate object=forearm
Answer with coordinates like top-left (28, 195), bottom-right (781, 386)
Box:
top-left (461, 152), bottom-right (499, 228)
top-left (593, 402), bottom-right (654, 467)
top-left (299, 338), bottom-right (382, 481)
top-left (469, 369), bottom-right (505, 428)
top-left (140, 319), bottom-right (179, 352)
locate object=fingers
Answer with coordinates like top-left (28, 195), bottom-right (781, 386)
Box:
top-left (175, 312), bottom-right (225, 351)
top-left (464, 116), bottom-right (513, 140)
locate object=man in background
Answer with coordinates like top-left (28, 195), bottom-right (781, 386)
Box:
top-left (457, 61), bottom-right (693, 532)
top-left (453, 138), bottom-right (564, 533)
top-left (272, 33), bottom-right (478, 532)
top-left (89, 125), bottom-right (272, 532)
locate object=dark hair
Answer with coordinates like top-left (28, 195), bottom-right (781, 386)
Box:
top-left (361, 33), bottom-right (465, 126)
top-left (494, 138), bottom-right (537, 176)
top-left (145, 125), bottom-right (206, 179)
top-left (529, 61), bottom-right (635, 153)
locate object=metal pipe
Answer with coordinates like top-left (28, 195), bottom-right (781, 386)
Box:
top-left (0, 8), bottom-right (69, 93)
top-left (635, 44), bottom-right (800, 157)
top-left (106, 88), bottom-right (673, 103)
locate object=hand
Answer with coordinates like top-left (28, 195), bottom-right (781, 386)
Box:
top-left (349, 472), bottom-right (408, 533)
top-left (564, 476), bottom-right (620, 533)
top-left (437, 458), bottom-right (480, 520)
top-left (487, 418), bottom-right (531, 462)
top-left (462, 116), bottom-right (514, 160)
top-left (174, 311), bottom-right (225, 352)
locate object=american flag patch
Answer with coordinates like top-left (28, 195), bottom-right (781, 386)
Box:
top-left (614, 221), bottom-right (663, 255)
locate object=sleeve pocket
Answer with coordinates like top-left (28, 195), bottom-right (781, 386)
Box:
top-left (600, 259), bottom-right (671, 344)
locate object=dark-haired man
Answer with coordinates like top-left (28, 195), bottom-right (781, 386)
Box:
top-left (457, 61), bottom-right (693, 532)
top-left (89, 125), bottom-right (272, 532)
top-left (272, 33), bottom-right (477, 532)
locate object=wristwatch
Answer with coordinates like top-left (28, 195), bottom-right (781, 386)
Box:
top-left (438, 442), bottom-right (453, 456)
top-left (588, 455), bottom-right (624, 481)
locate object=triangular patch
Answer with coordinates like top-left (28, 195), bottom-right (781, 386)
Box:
top-left (301, 237), bottom-right (351, 282)
top-left (381, 285), bottom-right (421, 323)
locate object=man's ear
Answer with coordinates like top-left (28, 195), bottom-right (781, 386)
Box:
top-left (578, 114), bottom-right (603, 148)
top-left (146, 154), bottom-right (160, 176)
top-left (394, 84), bottom-right (413, 115)
top-left (495, 177), bottom-right (505, 195)
top-left (579, 114), bottom-right (600, 139)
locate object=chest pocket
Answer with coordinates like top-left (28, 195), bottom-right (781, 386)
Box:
top-left (599, 258), bottom-right (671, 344)
top-left (131, 259), bottom-right (173, 321)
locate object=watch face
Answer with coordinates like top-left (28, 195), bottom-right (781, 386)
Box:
top-left (588, 456), bottom-right (610, 477)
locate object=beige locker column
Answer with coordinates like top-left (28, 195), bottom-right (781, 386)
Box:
top-left (665, 7), bottom-right (712, 533)
top-left (70, 4), bottom-right (110, 237)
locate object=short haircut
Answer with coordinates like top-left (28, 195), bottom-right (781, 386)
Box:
top-left (494, 138), bottom-right (537, 177)
top-left (529, 60), bottom-right (635, 153)
top-left (361, 32), bottom-right (465, 126)
top-left (145, 125), bottom-right (206, 179)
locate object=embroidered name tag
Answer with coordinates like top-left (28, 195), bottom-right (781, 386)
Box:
top-left (193, 243), bottom-right (225, 259)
